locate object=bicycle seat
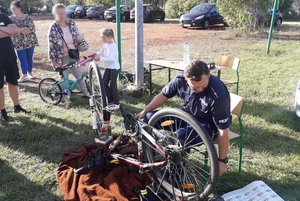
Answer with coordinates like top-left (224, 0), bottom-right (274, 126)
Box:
top-left (55, 67), bottom-right (68, 72)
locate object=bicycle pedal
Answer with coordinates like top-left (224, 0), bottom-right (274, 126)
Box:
top-left (95, 136), bottom-right (113, 145)
top-left (105, 104), bottom-right (120, 112)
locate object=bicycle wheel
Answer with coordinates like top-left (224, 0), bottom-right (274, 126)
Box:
top-left (144, 108), bottom-right (219, 200)
top-left (39, 78), bottom-right (62, 105)
top-left (89, 62), bottom-right (107, 123)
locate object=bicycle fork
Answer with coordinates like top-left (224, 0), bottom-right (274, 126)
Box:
top-left (89, 98), bottom-right (99, 139)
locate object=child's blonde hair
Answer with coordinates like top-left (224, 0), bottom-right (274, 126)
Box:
top-left (101, 28), bottom-right (116, 42)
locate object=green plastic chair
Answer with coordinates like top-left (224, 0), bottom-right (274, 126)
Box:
top-left (219, 56), bottom-right (241, 95)
top-left (205, 93), bottom-right (244, 172)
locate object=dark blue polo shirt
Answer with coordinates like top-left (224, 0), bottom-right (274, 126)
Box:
top-left (162, 72), bottom-right (231, 131)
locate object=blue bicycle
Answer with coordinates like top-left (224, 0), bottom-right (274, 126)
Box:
top-left (38, 54), bottom-right (101, 105)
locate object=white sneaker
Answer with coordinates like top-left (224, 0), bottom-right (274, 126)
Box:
top-left (28, 74), bottom-right (35, 79)
top-left (18, 77), bottom-right (29, 83)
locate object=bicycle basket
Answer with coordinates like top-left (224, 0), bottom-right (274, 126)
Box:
top-left (77, 61), bottom-right (90, 74)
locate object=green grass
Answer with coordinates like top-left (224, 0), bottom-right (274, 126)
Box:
top-left (1, 28), bottom-right (300, 200)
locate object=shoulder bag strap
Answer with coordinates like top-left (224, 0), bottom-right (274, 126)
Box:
top-left (54, 23), bottom-right (69, 50)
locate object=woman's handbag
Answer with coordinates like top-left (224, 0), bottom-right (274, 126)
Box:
top-left (55, 24), bottom-right (79, 59)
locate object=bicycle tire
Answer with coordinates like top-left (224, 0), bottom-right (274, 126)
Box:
top-left (89, 62), bottom-right (107, 124)
top-left (145, 108), bottom-right (219, 200)
top-left (38, 78), bottom-right (62, 105)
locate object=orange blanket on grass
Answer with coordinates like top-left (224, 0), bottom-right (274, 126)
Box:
top-left (56, 144), bottom-right (150, 201)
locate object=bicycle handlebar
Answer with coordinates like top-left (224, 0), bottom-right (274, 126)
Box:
top-left (62, 53), bottom-right (97, 69)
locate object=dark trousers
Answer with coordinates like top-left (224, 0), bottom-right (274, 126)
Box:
top-left (103, 69), bottom-right (120, 104)
top-left (144, 110), bottom-right (218, 146)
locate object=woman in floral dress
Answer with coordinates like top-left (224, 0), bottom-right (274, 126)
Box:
top-left (10, 1), bottom-right (38, 83)
top-left (48, 4), bottom-right (89, 102)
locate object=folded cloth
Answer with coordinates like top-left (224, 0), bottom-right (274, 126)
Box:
top-left (56, 144), bottom-right (150, 201)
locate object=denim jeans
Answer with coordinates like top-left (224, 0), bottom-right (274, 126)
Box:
top-left (16, 46), bottom-right (35, 75)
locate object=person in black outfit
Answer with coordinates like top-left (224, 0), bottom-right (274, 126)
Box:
top-left (0, 13), bottom-right (31, 121)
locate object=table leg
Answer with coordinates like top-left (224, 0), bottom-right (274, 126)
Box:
top-left (169, 68), bottom-right (171, 82)
top-left (218, 70), bottom-right (221, 79)
top-left (149, 64), bottom-right (152, 95)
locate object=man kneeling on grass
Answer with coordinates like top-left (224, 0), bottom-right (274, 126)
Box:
top-left (137, 60), bottom-right (231, 176)
top-left (0, 13), bottom-right (31, 121)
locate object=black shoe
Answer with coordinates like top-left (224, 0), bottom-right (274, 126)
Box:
top-left (14, 105), bottom-right (31, 114)
top-left (0, 109), bottom-right (8, 121)
top-left (82, 95), bottom-right (90, 99)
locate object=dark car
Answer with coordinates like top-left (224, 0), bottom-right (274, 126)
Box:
top-left (87, 6), bottom-right (108, 20)
top-left (75, 5), bottom-right (92, 18)
top-left (253, 5), bottom-right (283, 28)
top-left (130, 4), bottom-right (165, 23)
top-left (66, 5), bottom-right (78, 19)
top-left (179, 3), bottom-right (226, 29)
top-left (104, 5), bottom-right (131, 22)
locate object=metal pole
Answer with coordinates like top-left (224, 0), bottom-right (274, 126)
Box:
top-left (116, 0), bottom-right (122, 80)
top-left (266, 0), bottom-right (279, 54)
top-left (135, 0), bottom-right (144, 86)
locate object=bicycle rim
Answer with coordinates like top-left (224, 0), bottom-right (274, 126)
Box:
top-left (145, 108), bottom-right (219, 200)
top-left (38, 78), bottom-right (62, 105)
top-left (89, 62), bottom-right (107, 118)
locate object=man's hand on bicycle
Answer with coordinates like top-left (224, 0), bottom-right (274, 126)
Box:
top-left (94, 57), bottom-right (100, 62)
top-left (136, 110), bottom-right (146, 120)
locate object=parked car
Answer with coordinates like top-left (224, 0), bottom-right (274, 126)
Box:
top-left (75, 5), bottom-right (92, 18)
top-left (265, 6), bottom-right (283, 27)
top-left (130, 4), bottom-right (165, 23)
top-left (253, 5), bottom-right (283, 28)
top-left (87, 6), bottom-right (108, 20)
top-left (66, 5), bottom-right (78, 19)
top-left (104, 5), bottom-right (131, 22)
top-left (179, 3), bottom-right (226, 29)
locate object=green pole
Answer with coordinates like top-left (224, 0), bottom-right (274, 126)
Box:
top-left (266, 0), bottom-right (279, 54)
top-left (116, 0), bottom-right (122, 80)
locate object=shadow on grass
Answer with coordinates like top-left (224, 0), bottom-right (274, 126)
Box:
top-left (216, 170), bottom-right (300, 201)
top-left (0, 114), bottom-right (94, 164)
top-left (0, 159), bottom-right (62, 201)
top-left (245, 100), bottom-right (300, 133)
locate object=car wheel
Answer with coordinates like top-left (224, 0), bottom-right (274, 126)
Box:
top-left (203, 19), bottom-right (209, 29)
top-left (160, 14), bottom-right (165, 21)
top-left (98, 14), bottom-right (104, 20)
top-left (70, 13), bottom-right (75, 19)
top-left (88, 17), bottom-right (92, 20)
top-left (223, 22), bottom-right (229, 27)
top-left (276, 18), bottom-right (282, 27)
top-left (182, 26), bottom-right (188, 28)
top-left (121, 15), bottom-right (127, 22)
top-left (147, 14), bottom-right (152, 23)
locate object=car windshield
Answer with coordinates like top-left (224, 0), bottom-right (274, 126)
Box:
top-left (88, 7), bottom-right (97, 11)
top-left (76, 6), bottom-right (84, 11)
top-left (131, 6), bottom-right (147, 11)
top-left (109, 6), bottom-right (116, 10)
top-left (66, 6), bottom-right (76, 10)
top-left (190, 5), bottom-right (212, 13)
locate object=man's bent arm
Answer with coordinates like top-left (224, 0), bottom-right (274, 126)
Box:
top-left (138, 92), bottom-right (168, 118)
top-left (0, 24), bottom-right (20, 37)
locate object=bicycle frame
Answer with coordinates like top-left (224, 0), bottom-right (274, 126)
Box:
top-left (109, 121), bottom-right (168, 173)
top-left (102, 106), bottom-right (169, 174)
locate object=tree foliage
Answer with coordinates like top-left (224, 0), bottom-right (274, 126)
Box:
top-left (216, 0), bottom-right (273, 32)
top-left (165, 0), bottom-right (209, 18)
top-left (279, 0), bottom-right (295, 14)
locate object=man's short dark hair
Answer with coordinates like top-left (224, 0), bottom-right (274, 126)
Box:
top-left (184, 60), bottom-right (209, 82)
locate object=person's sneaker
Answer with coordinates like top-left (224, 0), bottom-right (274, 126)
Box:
top-left (28, 74), bottom-right (35, 79)
top-left (82, 95), bottom-right (90, 99)
top-left (18, 76), bottom-right (30, 83)
top-left (14, 105), bottom-right (31, 114)
top-left (0, 109), bottom-right (8, 121)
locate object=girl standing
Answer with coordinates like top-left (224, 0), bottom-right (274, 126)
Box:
top-left (95, 29), bottom-right (120, 133)
top-left (10, 1), bottom-right (38, 83)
